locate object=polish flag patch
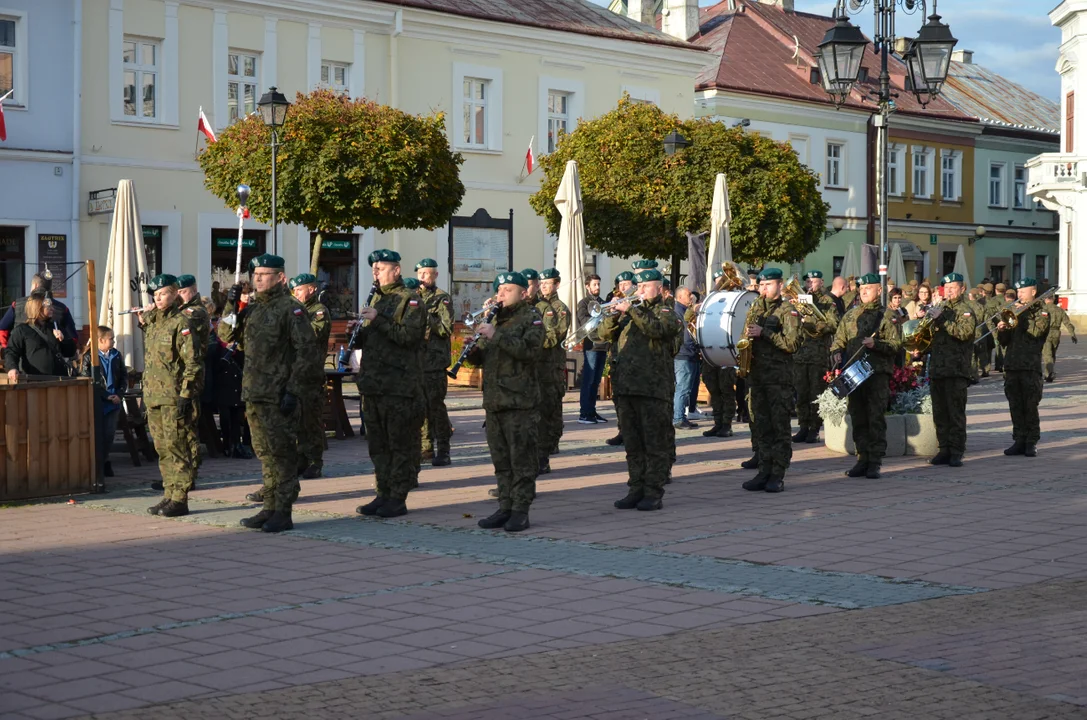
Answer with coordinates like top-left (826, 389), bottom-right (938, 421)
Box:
top-left (533, 319), bottom-right (542, 325)
top-left (293, 308), bottom-right (303, 316)
top-left (963, 312), bottom-right (972, 317)
top-left (181, 328), bottom-right (191, 336)
top-left (409, 300), bottom-right (419, 307)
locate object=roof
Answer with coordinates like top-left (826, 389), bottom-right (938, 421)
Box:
top-left (940, 60), bottom-right (1060, 135)
top-left (374, 0), bottom-right (700, 49)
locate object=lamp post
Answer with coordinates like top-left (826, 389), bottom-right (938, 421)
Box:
top-left (816, 1), bottom-right (957, 291)
top-left (663, 130), bottom-right (691, 288)
top-left (256, 86), bottom-right (291, 256)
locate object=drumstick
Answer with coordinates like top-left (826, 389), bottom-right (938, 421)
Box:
top-left (839, 327), bottom-right (881, 370)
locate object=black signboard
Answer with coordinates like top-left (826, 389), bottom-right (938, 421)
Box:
top-left (38, 234), bottom-right (67, 298)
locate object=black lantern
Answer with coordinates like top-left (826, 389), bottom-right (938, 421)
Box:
top-left (816, 16), bottom-right (869, 107)
top-left (257, 86), bottom-right (290, 128)
top-left (663, 130), bottom-right (690, 156)
top-left (904, 14), bottom-right (958, 106)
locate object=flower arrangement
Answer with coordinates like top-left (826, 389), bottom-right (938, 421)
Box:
top-left (816, 363), bottom-right (932, 426)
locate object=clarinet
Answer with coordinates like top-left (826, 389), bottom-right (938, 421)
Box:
top-left (345, 281), bottom-right (380, 356)
top-left (448, 302), bottom-right (501, 378)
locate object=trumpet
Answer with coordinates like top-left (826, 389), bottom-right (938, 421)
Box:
top-left (713, 263), bottom-right (746, 292)
top-left (563, 296), bottom-right (644, 351)
top-left (783, 274), bottom-right (828, 336)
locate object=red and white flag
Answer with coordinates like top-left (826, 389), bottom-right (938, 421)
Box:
top-left (0, 89), bottom-right (12, 143)
top-left (525, 136), bottom-right (535, 175)
top-left (197, 106), bottom-right (216, 143)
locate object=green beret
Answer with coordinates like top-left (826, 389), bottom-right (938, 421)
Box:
top-left (147, 274), bottom-right (178, 292)
top-left (615, 271), bottom-right (634, 284)
top-left (941, 272), bottom-right (964, 284)
top-left (713, 270), bottom-right (725, 280)
top-left (288, 273), bottom-right (317, 290)
top-left (415, 258), bottom-right (438, 270)
top-left (1014, 277), bottom-right (1037, 289)
top-left (662, 277), bottom-right (671, 288)
top-left (857, 273), bottom-right (881, 286)
top-left (494, 271), bottom-right (528, 291)
top-left (631, 259), bottom-right (658, 270)
top-left (805, 270), bottom-right (824, 280)
top-left (247, 256), bottom-right (259, 273)
top-left (539, 268), bottom-right (560, 280)
top-left (521, 268), bottom-right (539, 281)
top-left (252, 253), bottom-right (285, 270)
top-left (403, 277), bottom-right (421, 290)
top-left (634, 269), bottom-right (663, 283)
top-left (368, 249), bottom-right (401, 266)
top-left (758, 268), bottom-right (784, 281)
top-left (177, 274), bottom-right (196, 289)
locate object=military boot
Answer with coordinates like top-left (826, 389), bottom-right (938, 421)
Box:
top-left (376, 499), bottom-right (407, 518)
top-left (246, 488), bottom-right (265, 503)
top-left (929, 450), bottom-right (951, 465)
top-left (740, 454), bottom-right (760, 470)
top-left (742, 473), bottom-right (769, 491)
top-left (241, 509), bottom-right (273, 529)
top-left (488, 488), bottom-right (500, 498)
top-left (296, 463), bottom-right (308, 477)
top-left (948, 454), bottom-right (964, 467)
top-left (302, 464), bottom-right (322, 479)
top-left (478, 509), bottom-right (511, 529)
top-left (792, 428), bottom-right (808, 443)
top-left (845, 460), bottom-right (868, 478)
top-left (538, 458), bottom-right (551, 475)
top-left (160, 500), bottom-right (189, 517)
top-left (432, 441), bottom-right (451, 467)
top-left (717, 424), bottom-right (734, 438)
top-left (147, 498), bottom-right (170, 515)
top-left (614, 491), bottom-right (643, 509)
top-left (865, 463), bottom-right (881, 479)
top-left (504, 512), bottom-right (530, 532)
top-left (356, 497), bottom-right (386, 516)
top-left (805, 426), bottom-right (821, 443)
top-left (1004, 441), bottom-right (1025, 456)
top-left (1024, 444), bottom-right (1037, 457)
top-left (261, 511), bottom-right (293, 533)
top-left (635, 497), bottom-right (662, 511)
top-left (421, 449), bottom-right (434, 462)
top-left (605, 433), bottom-right (624, 446)
top-left (764, 475), bottom-right (785, 493)
top-left (703, 418), bottom-right (724, 437)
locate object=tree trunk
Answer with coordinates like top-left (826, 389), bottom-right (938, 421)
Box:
top-left (670, 252), bottom-right (680, 289)
top-left (309, 231), bottom-right (323, 276)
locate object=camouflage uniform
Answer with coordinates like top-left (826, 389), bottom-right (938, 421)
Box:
top-left (467, 300), bottom-right (545, 511)
top-left (418, 284), bottom-right (453, 457)
top-left (745, 296), bottom-right (802, 477)
top-left (792, 289), bottom-right (840, 438)
top-left (1042, 303), bottom-right (1077, 380)
top-left (926, 296), bottom-right (977, 458)
top-left (830, 302), bottom-right (902, 466)
top-left (599, 296), bottom-right (682, 501)
top-left (535, 292), bottom-right (571, 460)
top-left (298, 295), bottom-right (331, 471)
top-left (998, 304), bottom-right (1049, 447)
top-left (606, 313), bottom-right (632, 438)
top-left (143, 300), bottom-right (203, 502)
top-left (178, 295), bottom-right (209, 467)
top-left (967, 296), bottom-right (987, 381)
top-left (976, 295), bottom-right (1002, 375)
top-left (219, 284), bottom-right (320, 511)
top-left (352, 280), bottom-right (427, 502)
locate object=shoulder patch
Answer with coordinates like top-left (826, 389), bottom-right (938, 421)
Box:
top-left (181, 327), bottom-right (191, 336)
top-left (1042, 311), bottom-right (1049, 316)
top-left (293, 307), bottom-right (303, 316)
top-left (962, 312), bottom-right (972, 317)
top-left (184, 307), bottom-right (194, 315)
top-left (315, 310), bottom-right (325, 317)
top-left (409, 299), bottom-right (419, 307)
top-left (533, 319), bottom-right (543, 325)
top-left (790, 310), bottom-right (799, 316)
top-left (546, 310), bottom-right (554, 316)
top-left (442, 298), bottom-right (450, 305)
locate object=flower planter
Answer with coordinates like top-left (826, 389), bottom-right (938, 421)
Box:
top-left (823, 412), bottom-right (937, 457)
top-left (448, 368), bottom-right (482, 389)
top-left (598, 376), bottom-right (613, 401)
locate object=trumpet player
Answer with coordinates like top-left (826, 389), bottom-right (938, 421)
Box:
top-left (998, 278), bottom-right (1050, 457)
top-left (416, 259), bottom-right (454, 467)
top-left (925, 272), bottom-right (977, 468)
top-left (791, 270), bottom-right (839, 444)
top-left (830, 274), bottom-right (902, 480)
top-left (604, 271), bottom-right (636, 447)
top-left (535, 269), bottom-right (571, 474)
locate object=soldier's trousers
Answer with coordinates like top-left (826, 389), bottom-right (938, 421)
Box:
top-left (615, 395), bottom-right (674, 500)
top-left (793, 363), bottom-right (828, 431)
top-left (485, 408), bottom-right (538, 512)
top-left (994, 343), bottom-right (1005, 371)
top-left (297, 385), bottom-right (326, 469)
top-left (148, 404), bottom-right (197, 502)
top-left (184, 403), bottom-right (202, 469)
top-left (976, 338), bottom-right (993, 374)
top-left (701, 361), bottom-right (736, 428)
top-left (930, 377), bottom-right (970, 455)
top-left (1005, 370), bottom-right (1043, 445)
top-left (538, 379), bottom-right (566, 459)
top-left (247, 401), bottom-right (301, 511)
top-left (420, 371), bottom-right (451, 453)
top-left (1042, 339), bottom-right (1060, 378)
top-left (849, 373), bottom-right (890, 464)
top-left (364, 394), bottom-right (423, 501)
top-left (750, 384), bottom-right (793, 476)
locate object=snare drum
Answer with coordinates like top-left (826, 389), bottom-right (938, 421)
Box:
top-left (694, 290), bottom-right (758, 368)
top-left (830, 358), bottom-right (874, 399)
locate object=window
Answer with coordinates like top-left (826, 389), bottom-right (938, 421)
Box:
top-left (941, 151), bottom-right (959, 201)
top-left (546, 91), bottom-right (569, 154)
top-left (888, 147), bottom-right (901, 195)
top-left (989, 163), bottom-right (1006, 207)
top-left (1066, 91), bottom-right (1074, 154)
top-left (0, 226), bottom-right (25, 310)
top-left (833, 256), bottom-right (844, 277)
top-left (989, 265), bottom-right (1006, 283)
top-left (1036, 254), bottom-right (1049, 281)
top-left (142, 226), bottom-right (163, 277)
top-left (0, 17), bottom-right (15, 100)
top-left (1014, 165), bottom-right (1027, 209)
top-left (320, 61), bottom-right (349, 94)
top-left (826, 142), bottom-right (844, 187)
top-left (1012, 253), bottom-right (1024, 282)
top-left (227, 51), bottom-right (259, 124)
top-left (913, 148), bottom-right (930, 198)
top-left (942, 251), bottom-right (956, 276)
top-left (462, 77), bottom-right (488, 147)
top-left (123, 38), bottom-right (160, 120)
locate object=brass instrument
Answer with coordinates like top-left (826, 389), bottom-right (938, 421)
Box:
top-left (449, 302), bottom-right (502, 378)
top-left (782, 274), bottom-right (828, 337)
top-left (563, 295), bottom-right (643, 351)
top-left (736, 337), bottom-right (753, 377)
top-left (974, 286), bottom-right (1060, 345)
top-left (902, 299), bottom-right (945, 354)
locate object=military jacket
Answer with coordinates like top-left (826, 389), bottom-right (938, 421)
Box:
top-left (351, 279), bottom-right (426, 398)
top-left (926, 295), bottom-right (977, 380)
top-left (218, 283), bottom-right (321, 404)
top-left (744, 296), bottom-right (801, 387)
top-left (419, 284), bottom-right (453, 372)
top-left (535, 292), bottom-right (571, 386)
top-left (794, 288), bottom-right (840, 365)
top-left (468, 300), bottom-right (544, 412)
top-left (1046, 304), bottom-right (1076, 343)
top-left (599, 295), bottom-right (682, 402)
top-left (830, 301), bottom-right (902, 376)
top-left (179, 295), bottom-right (210, 395)
top-left (304, 295), bottom-right (332, 376)
top-left (142, 299), bottom-right (203, 407)
top-left (998, 304), bottom-right (1050, 372)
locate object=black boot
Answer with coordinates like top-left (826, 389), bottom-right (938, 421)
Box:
top-left (246, 488), bottom-right (265, 503)
top-left (356, 497), bottom-right (386, 516)
top-left (241, 509), bottom-right (273, 529)
top-left (948, 454), bottom-right (964, 467)
top-left (488, 488), bottom-right (500, 498)
top-left (432, 441), bottom-right (451, 467)
top-left (742, 473), bottom-right (769, 491)
top-left (865, 463), bottom-right (881, 479)
top-left (504, 512), bottom-right (530, 532)
top-left (717, 424), bottom-right (734, 438)
top-left (478, 509), bottom-right (512, 529)
top-left (1004, 441), bottom-right (1025, 456)
top-left (636, 497), bottom-right (662, 511)
top-left (792, 428), bottom-right (808, 443)
top-left (538, 458), bottom-right (551, 475)
top-left (764, 475), bottom-right (785, 493)
top-left (147, 498), bottom-right (170, 515)
top-left (1045, 374), bottom-right (1054, 383)
top-left (929, 450), bottom-right (951, 465)
top-left (805, 427), bottom-right (821, 443)
top-left (104, 462), bottom-right (114, 478)
top-left (160, 500), bottom-right (189, 517)
top-left (376, 499), bottom-right (408, 518)
top-left (302, 464), bottom-right (322, 479)
top-left (740, 455), bottom-right (760, 470)
top-left (1024, 444), bottom-right (1037, 457)
top-left (845, 460), bottom-right (868, 478)
top-left (262, 510), bottom-right (293, 533)
top-left (703, 421), bottom-right (724, 437)
top-left (614, 491), bottom-right (643, 509)
top-left (605, 433), bottom-right (624, 446)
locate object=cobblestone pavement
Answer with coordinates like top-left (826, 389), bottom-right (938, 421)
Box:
top-left (2, 349), bottom-right (1087, 719)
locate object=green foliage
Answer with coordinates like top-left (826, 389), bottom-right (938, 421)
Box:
top-left (529, 96), bottom-right (829, 265)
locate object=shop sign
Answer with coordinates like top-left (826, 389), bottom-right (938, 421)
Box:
top-left (38, 234), bottom-right (67, 298)
top-left (88, 188), bottom-right (117, 215)
top-left (929, 234), bottom-right (938, 245)
top-left (215, 237), bottom-right (257, 249)
top-left (321, 239), bottom-right (352, 250)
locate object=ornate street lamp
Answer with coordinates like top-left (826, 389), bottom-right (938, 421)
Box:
top-left (663, 130), bottom-right (690, 157)
top-left (903, 13), bottom-right (958, 106)
top-left (256, 86), bottom-right (291, 255)
top-left (816, 16), bottom-right (869, 108)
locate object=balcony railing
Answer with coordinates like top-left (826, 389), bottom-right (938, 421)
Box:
top-left (1027, 153), bottom-right (1087, 192)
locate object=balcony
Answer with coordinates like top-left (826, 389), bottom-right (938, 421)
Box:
top-left (1027, 154), bottom-right (1087, 209)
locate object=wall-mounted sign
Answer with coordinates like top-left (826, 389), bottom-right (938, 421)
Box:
top-left (215, 237), bottom-right (257, 249)
top-left (929, 234), bottom-right (938, 246)
top-left (321, 239), bottom-right (352, 250)
top-left (88, 188), bottom-right (117, 216)
top-left (38, 234), bottom-right (67, 298)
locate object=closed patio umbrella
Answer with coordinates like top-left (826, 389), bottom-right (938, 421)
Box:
top-left (952, 243), bottom-right (971, 288)
top-left (554, 160), bottom-right (587, 344)
top-left (98, 179), bottom-right (150, 372)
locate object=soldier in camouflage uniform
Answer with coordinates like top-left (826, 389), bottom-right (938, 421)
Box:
top-left (468, 272), bottom-right (545, 532)
top-left (535, 268), bottom-right (571, 474)
top-left (922, 273), bottom-right (977, 467)
top-left (604, 271), bottom-right (636, 447)
top-left (1042, 294), bottom-right (1077, 382)
top-left (141, 275), bottom-right (203, 517)
top-left (992, 283), bottom-right (1008, 371)
top-left (412, 259), bottom-right (454, 466)
top-left (791, 270), bottom-right (839, 444)
top-left (290, 273), bottom-right (331, 477)
top-left (740, 268), bottom-right (801, 493)
top-left (830, 274), bottom-right (902, 479)
top-left (352, 249), bottom-right (427, 518)
top-left (686, 270), bottom-right (736, 438)
top-left (998, 278), bottom-right (1050, 457)
top-left (176, 275), bottom-right (208, 472)
top-left (599, 268), bottom-right (682, 511)
top-left (220, 255), bottom-right (321, 533)
top-left (521, 268), bottom-right (541, 305)
top-left (975, 284), bottom-right (996, 378)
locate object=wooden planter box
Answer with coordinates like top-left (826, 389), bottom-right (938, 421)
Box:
top-left (823, 413), bottom-right (938, 457)
top-left (1, 377), bottom-right (97, 501)
top-left (448, 368), bottom-right (482, 389)
top-left (598, 376), bottom-right (613, 401)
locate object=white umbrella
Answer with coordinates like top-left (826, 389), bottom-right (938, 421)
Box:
top-left (841, 242), bottom-right (859, 279)
top-left (706, 173), bottom-right (732, 291)
top-left (554, 160), bottom-right (587, 343)
top-left (953, 243), bottom-right (971, 288)
top-left (98, 179), bottom-right (150, 372)
top-left (888, 242), bottom-right (908, 286)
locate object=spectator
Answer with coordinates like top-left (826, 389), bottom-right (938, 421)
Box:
top-left (829, 276), bottom-right (847, 317)
top-left (576, 274), bottom-right (610, 424)
top-left (0, 273), bottom-right (78, 348)
top-left (672, 286), bottom-right (699, 429)
top-left (4, 295), bottom-right (77, 380)
top-left (80, 326), bottom-right (127, 477)
top-left (906, 283), bottom-right (934, 319)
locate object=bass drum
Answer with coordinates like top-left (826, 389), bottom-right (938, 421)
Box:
top-left (694, 290), bottom-right (758, 368)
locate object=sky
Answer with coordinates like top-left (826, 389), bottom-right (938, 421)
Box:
top-left (590, 0), bottom-right (1063, 101)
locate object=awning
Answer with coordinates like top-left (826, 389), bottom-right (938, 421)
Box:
top-left (890, 240), bottom-right (922, 263)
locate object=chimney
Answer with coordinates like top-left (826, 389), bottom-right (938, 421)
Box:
top-left (627, 0), bottom-right (655, 26)
top-left (763, 0), bottom-right (795, 10)
top-left (662, 0), bottom-right (699, 41)
top-left (952, 49), bottom-right (973, 64)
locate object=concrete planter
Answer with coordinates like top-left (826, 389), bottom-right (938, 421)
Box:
top-left (823, 413), bottom-right (937, 457)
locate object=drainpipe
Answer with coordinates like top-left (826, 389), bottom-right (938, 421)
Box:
top-left (390, 8), bottom-right (402, 253)
top-left (71, 0), bottom-right (84, 328)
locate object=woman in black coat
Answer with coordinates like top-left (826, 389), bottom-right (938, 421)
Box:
top-left (4, 295), bottom-right (77, 381)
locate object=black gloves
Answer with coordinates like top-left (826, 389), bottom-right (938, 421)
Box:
top-left (227, 283), bottom-right (244, 305)
top-left (178, 397), bottom-right (193, 418)
top-left (279, 391), bottom-right (298, 415)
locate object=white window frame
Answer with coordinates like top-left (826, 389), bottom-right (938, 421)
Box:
top-left (825, 141), bottom-right (845, 188)
top-left (0, 9), bottom-right (27, 108)
top-left (912, 146), bottom-right (934, 199)
top-left (227, 50), bottom-right (260, 125)
top-left (989, 162), bottom-right (1007, 208)
top-left (453, 63), bottom-right (503, 152)
top-left (320, 61), bottom-right (350, 95)
top-left (546, 90), bottom-right (570, 155)
top-left (122, 36), bottom-right (161, 122)
top-left (461, 77), bottom-right (488, 149)
top-left (1014, 164), bottom-right (1028, 209)
top-left (940, 149), bottom-right (961, 201)
top-left (622, 84), bottom-right (661, 106)
top-left (887, 144), bottom-right (903, 196)
top-left (538, 76), bottom-right (584, 158)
